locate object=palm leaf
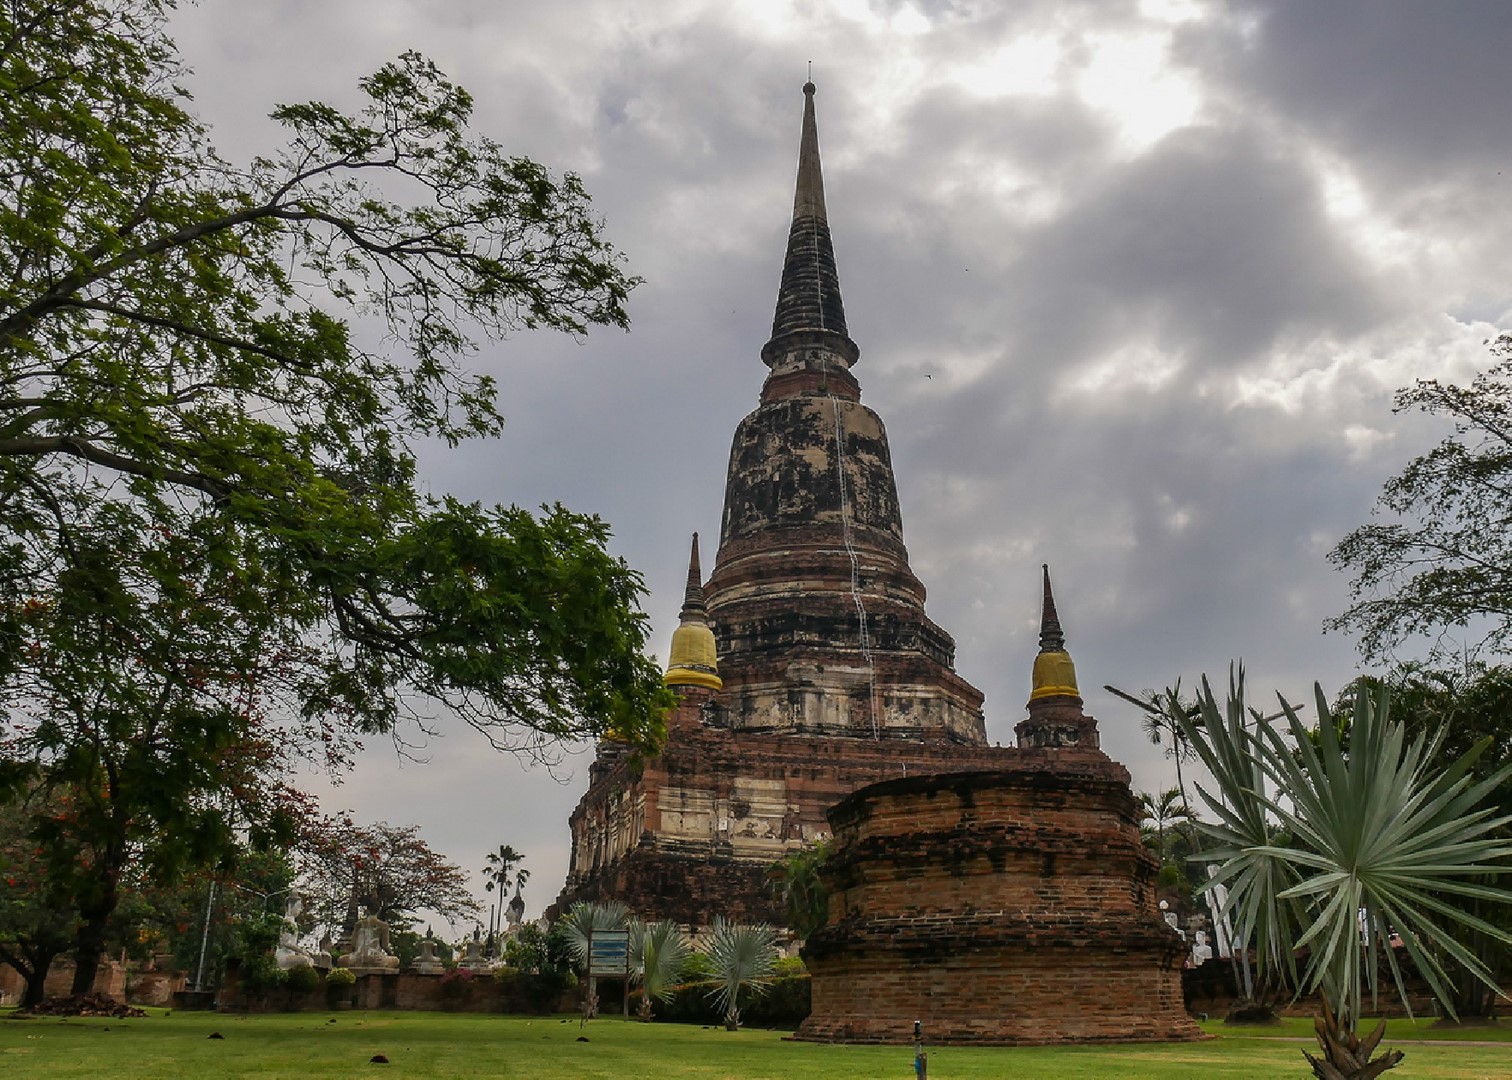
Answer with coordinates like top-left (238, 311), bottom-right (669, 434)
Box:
top-left (1179, 667), bottom-right (1512, 1033)
top-left (628, 919), bottom-right (691, 1006)
top-left (700, 917), bottom-right (778, 1026)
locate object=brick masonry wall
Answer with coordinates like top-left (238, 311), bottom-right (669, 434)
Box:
top-left (795, 767), bottom-right (1204, 1045)
top-left (551, 710), bottom-right (1039, 927)
top-left (0, 958), bottom-right (126, 1005)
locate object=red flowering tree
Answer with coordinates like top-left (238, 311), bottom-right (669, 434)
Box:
top-left (300, 818), bottom-right (479, 943)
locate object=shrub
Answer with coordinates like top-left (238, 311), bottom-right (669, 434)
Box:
top-left (284, 964), bottom-right (320, 993)
top-left (439, 967), bottom-right (476, 999)
top-left (325, 967), bottom-right (356, 987)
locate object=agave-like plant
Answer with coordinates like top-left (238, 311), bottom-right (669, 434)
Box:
top-left (1177, 667), bottom-right (1512, 1079)
top-left (701, 917), bottom-right (779, 1029)
top-left (628, 919), bottom-right (691, 1020)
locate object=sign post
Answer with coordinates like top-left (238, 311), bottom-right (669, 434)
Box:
top-left (587, 928), bottom-right (632, 1020)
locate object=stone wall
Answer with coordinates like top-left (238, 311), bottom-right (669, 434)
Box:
top-left (796, 764), bottom-right (1203, 1045)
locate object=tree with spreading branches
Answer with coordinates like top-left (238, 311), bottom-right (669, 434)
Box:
top-left (300, 818), bottom-right (478, 941)
top-left (0, 0), bottom-right (672, 995)
top-left (1330, 336), bottom-right (1512, 662)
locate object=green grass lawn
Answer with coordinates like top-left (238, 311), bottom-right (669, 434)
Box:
top-left (2, 1009), bottom-right (1509, 1079)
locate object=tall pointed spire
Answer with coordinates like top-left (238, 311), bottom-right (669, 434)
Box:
top-left (681, 532), bottom-right (706, 618)
top-left (1038, 564), bottom-right (1066, 653)
top-left (666, 532), bottom-right (721, 692)
top-left (1019, 565), bottom-right (1099, 749)
top-left (764, 82), bottom-right (856, 369)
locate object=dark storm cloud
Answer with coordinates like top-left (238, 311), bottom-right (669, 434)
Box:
top-left (1196, 1), bottom-right (1512, 186)
top-left (1008, 125), bottom-right (1392, 368)
top-left (162, 0), bottom-right (1512, 919)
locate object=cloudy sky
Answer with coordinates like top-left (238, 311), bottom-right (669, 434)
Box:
top-left (168, 0), bottom-right (1512, 927)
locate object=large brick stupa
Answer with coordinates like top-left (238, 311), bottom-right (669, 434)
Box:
top-left (550, 82), bottom-right (1017, 926)
top-left (549, 93), bottom-right (1196, 1060)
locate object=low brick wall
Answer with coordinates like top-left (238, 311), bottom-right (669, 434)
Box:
top-left (215, 961), bottom-right (574, 1014)
top-left (0, 958), bottom-right (126, 1006)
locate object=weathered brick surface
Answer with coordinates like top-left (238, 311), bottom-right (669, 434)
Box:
top-left (0, 957), bottom-right (126, 1005)
top-left (795, 769), bottom-right (1203, 1045)
top-left (550, 697), bottom-right (1026, 927)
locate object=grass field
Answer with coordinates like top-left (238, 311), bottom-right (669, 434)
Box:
top-left (2, 1009), bottom-right (1509, 1079)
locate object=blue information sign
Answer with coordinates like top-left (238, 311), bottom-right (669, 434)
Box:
top-left (587, 929), bottom-right (630, 977)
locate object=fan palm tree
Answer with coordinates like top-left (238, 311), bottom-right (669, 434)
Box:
top-left (628, 919), bottom-right (691, 1021)
top-left (557, 900), bottom-right (630, 1021)
top-left (557, 899), bottom-right (629, 969)
top-left (1177, 667), bottom-right (1512, 1079)
top-left (701, 917), bottom-right (779, 1030)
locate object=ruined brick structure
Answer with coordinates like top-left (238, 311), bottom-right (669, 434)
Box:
top-left (552, 86), bottom-right (1195, 1046)
top-left (796, 761), bottom-right (1200, 1044)
top-left (553, 82), bottom-right (1014, 927)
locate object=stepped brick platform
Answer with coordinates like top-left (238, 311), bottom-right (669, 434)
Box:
top-left (796, 764), bottom-right (1202, 1045)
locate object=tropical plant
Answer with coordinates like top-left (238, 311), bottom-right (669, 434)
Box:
top-left (1107, 682), bottom-right (1201, 813)
top-left (767, 840), bottom-right (831, 939)
top-left (1137, 787), bottom-right (1200, 894)
top-left (701, 917), bottom-right (779, 1030)
top-left (483, 845), bottom-right (529, 951)
top-left (1176, 668), bottom-right (1512, 1079)
top-left (1345, 662), bottom-right (1512, 1020)
top-left (555, 899), bottom-right (629, 970)
top-left (628, 919), bottom-right (691, 1021)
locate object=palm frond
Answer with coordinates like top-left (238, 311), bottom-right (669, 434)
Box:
top-left (1178, 665), bottom-right (1512, 1032)
top-left (700, 917), bottom-right (779, 1026)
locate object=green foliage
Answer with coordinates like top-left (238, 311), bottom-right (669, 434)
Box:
top-left (652, 953), bottom-right (810, 1028)
top-left (1178, 668), bottom-right (1512, 1056)
top-left (283, 962), bottom-right (320, 993)
top-left (230, 912), bottom-right (287, 996)
top-left (628, 919), bottom-right (691, 1019)
top-left (0, 788), bottom-right (77, 1005)
top-left (501, 922), bottom-right (549, 974)
top-left (700, 918), bottom-right (779, 1028)
top-left (555, 899), bottom-right (628, 970)
top-left (767, 840), bottom-right (830, 939)
top-left (324, 966), bottom-right (355, 987)
top-left (1339, 663), bottom-right (1512, 1019)
top-left (1137, 788), bottom-right (1202, 901)
top-left (0, 0), bottom-right (672, 991)
top-left (1330, 336), bottom-right (1512, 661)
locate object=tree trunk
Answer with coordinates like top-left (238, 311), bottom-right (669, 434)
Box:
top-left (22, 953), bottom-right (54, 1008)
top-left (2, 945), bottom-right (59, 1008)
top-left (69, 881), bottom-right (119, 996)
